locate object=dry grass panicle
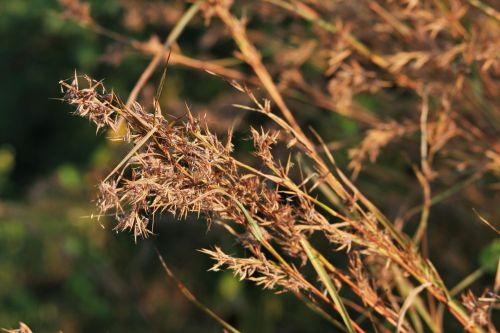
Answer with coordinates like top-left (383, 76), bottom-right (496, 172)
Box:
top-left (59, 0), bottom-right (499, 332)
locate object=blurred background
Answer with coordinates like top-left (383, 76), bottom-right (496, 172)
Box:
top-left (0, 0), bottom-right (498, 332)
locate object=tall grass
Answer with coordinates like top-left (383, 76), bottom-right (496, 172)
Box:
top-left (59, 0), bottom-right (499, 332)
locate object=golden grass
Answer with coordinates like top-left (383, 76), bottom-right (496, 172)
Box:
top-left (58, 0), bottom-right (499, 331)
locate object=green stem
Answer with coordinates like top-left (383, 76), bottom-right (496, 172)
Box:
top-left (450, 268), bottom-right (484, 296)
top-left (300, 239), bottom-right (356, 333)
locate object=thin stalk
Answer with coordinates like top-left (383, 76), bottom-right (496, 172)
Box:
top-left (129, 1), bottom-right (201, 105)
top-left (448, 299), bottom-right (484, 333)
top-left (301, 239), bottom-right (356, 333)
top-left (413, 170), bottom-right (430, 246)
top-left (368, 2), bottom-right (412, 40)
top-left (414, 89), bottom-right (431, 245)
top-left (234, 159), bottom-right (345, 220)
top-left (466, 0), bottom-right (500, 22)
top-left (103, 125), bottom-right (158, 183)
top-left (114, 1), bottom-right (201, 136)
top-left (315, 244), bottom-right (484, 332)
top-left (450, 268), bottom-right (484, 296)
top-left (156, 250), bottom-right (241, 333)
top-left (215, 5), bottom-right (310, 148)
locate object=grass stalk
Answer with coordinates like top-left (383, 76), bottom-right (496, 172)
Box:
top-left (114, 1), bottom-right (201, 135)
top-left (300, 239), bottom-right (356, 333)
top-left (156, 251), bottom-right (241, 333)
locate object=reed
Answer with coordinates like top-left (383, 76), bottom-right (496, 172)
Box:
top-left (59, 0), bottom-right (499, 331)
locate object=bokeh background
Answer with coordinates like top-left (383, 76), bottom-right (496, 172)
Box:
top-left (0, 0), bottom-right (498, 332)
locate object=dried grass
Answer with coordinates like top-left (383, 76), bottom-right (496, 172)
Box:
top-left (59, 0), bottom-right (499, 332)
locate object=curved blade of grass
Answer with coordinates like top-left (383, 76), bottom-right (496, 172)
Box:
top-left (300, 238), bottom-right (355, 333)
top-left (103, 125), bottom-right (158, 182)
top-left (397, 282), bottom-right (432, 333)
top-left (156, 249), bottom-right (241, 333)
top-left (393, 266), bottom-right (440, 333)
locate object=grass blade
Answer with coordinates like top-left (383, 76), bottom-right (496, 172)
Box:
top-left (300, 238), bottom-right (356, 333)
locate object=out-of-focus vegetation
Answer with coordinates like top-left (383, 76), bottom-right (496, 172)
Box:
top-left (1, 0), bottom-right (499, 332)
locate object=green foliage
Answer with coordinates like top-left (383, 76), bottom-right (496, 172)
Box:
top-left (480, 239), bottom-right (500, 273)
